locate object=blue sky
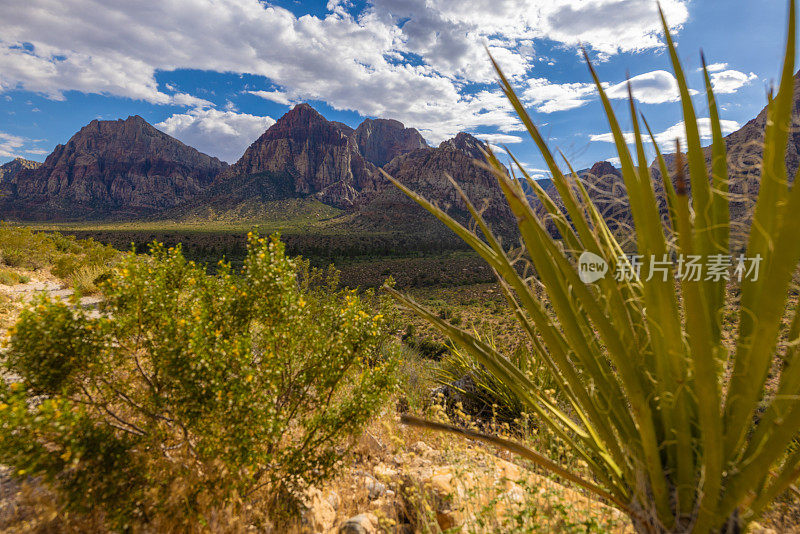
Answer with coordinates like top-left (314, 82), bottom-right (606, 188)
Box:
top-left (0, 0), bottom-right (793, 176)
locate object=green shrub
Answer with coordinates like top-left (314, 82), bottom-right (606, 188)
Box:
top-left (0, 224), bottom-right (117, 279)
top-left (0, 267), bottom-right (24, 285)
top-left (1, 233), bottom-right (398, 528)
top-left (68, 264), bottom-right (108, 295)
top-left (51, 254), bottom-right (82, 278)
top-left (438, 331), bottom-right (556, 423)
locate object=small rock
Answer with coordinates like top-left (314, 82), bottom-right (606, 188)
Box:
top-left (411, 441), bottom-right (433, 455)
top-left (302, 487), bottom-right (336, 532)
top-left (428, 470), bottom-right (454, 496)
top-left (374, 463), bottom-right (398, 479)
top-left (327, 490), bottom-right (340, 511)
top-left (436, 509), bottom-right (458, 531)
top-left (364, 476), bottom-right (386, 500)
top-left (339, 513), bottom-right (378, 534)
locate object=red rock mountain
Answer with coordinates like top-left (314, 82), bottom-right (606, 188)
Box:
top-left (353, 132), bottom-right (515, 235)
top-left (220, 103), bottom-right (376, 207)
top-left (205, 104), bottom-right (513, 230)
top-left (352, 118), bottom-right (427, 167)
top-left (3, 116), bottom-right (226, 220)
top-left (0, 157), bottom-right (41, 183)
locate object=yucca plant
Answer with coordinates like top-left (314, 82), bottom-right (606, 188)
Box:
top-left (383, 2), bottom-right (800, 532)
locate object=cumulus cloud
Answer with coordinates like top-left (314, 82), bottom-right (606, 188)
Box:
top-left (604, 70), bottom-right (692, 104)
top-left (521, 70), bottom-right (691, 113)
top-left (374, 0), bottom-right (689, 59)
top-left (0, 0), bottom-right (692, 143)
top-left (474, 133), bottom-right (524, 144)
top-left (705, 62), bottom-right (729, 73)
top-left (156, 108), bottom-right (275, 163)
top-left (606, 68), bottom-right (757, 103)
top-left (522, 78), bottom-right (596, 112)
top-left (0, 132), bottom-right (25, 158)
top-left (521, 66), bottom-right (756, 114)
top-left (0, 131), bottom-right (47, 159)
top-left (590, 118), bottom-right (741, 148)
top-left (710, 69), bottom-right (758, 94)
top-left (247, 90), bottom-right (295, 106)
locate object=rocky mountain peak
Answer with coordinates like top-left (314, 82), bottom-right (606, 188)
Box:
top-left (222, 103), bottom-right (375, 207)
top-left (352, 118), bottom-right (427, 167)
top-left (439, 133), bottom-right (487, 160)
top-left (4, 116), bottom-right (226, 220)
top-left (0, 157), bottom-right (41, 183)
top-left (585, 161), bottom-right (621, 179)
top-left (260, 103), bottom-right (337, 142)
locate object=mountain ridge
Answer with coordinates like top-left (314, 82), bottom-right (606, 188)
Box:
top-left (6, 80), bottom-right (798, 231)
top-left (2, 116), bottom-right (226, 220)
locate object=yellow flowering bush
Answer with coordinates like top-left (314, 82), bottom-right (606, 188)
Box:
top-left (0, 233), bottom-right (398, 528)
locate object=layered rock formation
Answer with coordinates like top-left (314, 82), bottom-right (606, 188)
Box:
top-left (0, 158), bottom-right (41, 183)
top-left (211, 103), bottom-right (508, 232)
top-left (352, 118), bottom-right (427, 168)
top-left (367, 133), bottom-right (510, 220)
top-left (352, 133), bottom-right (515, 236)
top-left (220, 103), bottom-right (375, 207)
top-left (4, 116), bottom-right (226, 219)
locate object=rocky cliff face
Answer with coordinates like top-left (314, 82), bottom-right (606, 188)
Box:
top-left (720, 71), bottom-right (800, 188)
top-left (354, 133), bottom-right (515, 235)
top-left (221, 103), bottom-right (375, 207)
top-left (216, 104), bottom-right (510, 226)
top-left (5, 116), bottom-right (226, 219)
top-left (0, 158), bottom-right (41, 184)
top-left (352, 118), bottom-right (427, 168)
top-left (438, 132), bottom-right (487, 161)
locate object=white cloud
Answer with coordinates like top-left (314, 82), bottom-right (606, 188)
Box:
top-left (605, 70), bottom-right (692, 104)
top-left (0, 132), bottom-right (25, 158)
top-left (474, 133), bottom-right (524, 144)
top-left (705, 62), bottom-right (728, 73)
top-left (247, 90), bottom-right (295, 106)
top-left (169, 93), bottom-right (214, 108)
top-left (590, 118), bottom-right (741, 148)
top-left (487, 144), bottom-right (508, 155)
top-left (0, 131), bottom-right (47, 159)
top-left (0, 0), bottom-right (691, 144)
top-left (710, 69), bottom-right (758, 94)
top-left (522, 78), bottom-right (596, 112)
top-left (520, 65), bottom-right (756, 115)
top-left (374, 0), bottom-right (689, 59)
top-left (520, 70), bottom-right (695, 113)
top-left (603, 67), bottom-right (756, 107)
top-left (156, 108), bottom-right (275, 163)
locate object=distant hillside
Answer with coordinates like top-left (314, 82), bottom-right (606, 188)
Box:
top-left (0, 158), bottom-right (41, 184)
top-left (2, 116), bottom-right (226, 220)
top-left (352, 133), bottom-right (516, 237)
top-left (7, 77), bottom-right (795, 236)
top-left (179, 104), bottom-right (515, 234)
